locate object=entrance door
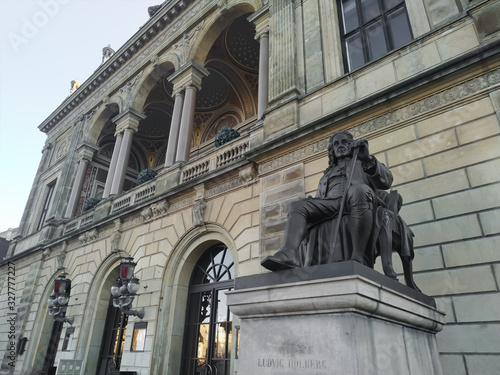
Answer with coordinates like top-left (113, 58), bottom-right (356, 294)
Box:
top-left (182, 244), bottom-right (235, 375)
top-left (95, 295), bottom-right (128, 375)
top-left (41, 320), bottom-right (63, 375)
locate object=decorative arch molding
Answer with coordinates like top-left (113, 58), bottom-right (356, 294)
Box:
top-left (190, 2), bottom-right (258, 65)
top-left (85, 102), bottom-right (121, 146)
top-left (151, 223), bottom-right (238, 374)
top-left (206, 59), bottom-right (257, 119)
top-left (76, 250), bottom-right (128, 375)
top-left (128, 55), bottom-right (179, 112)
top-left (20, 270), bottom-right (67, 375)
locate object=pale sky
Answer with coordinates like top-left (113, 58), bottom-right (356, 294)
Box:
top-left (0, 0), bottom-right (153, 232)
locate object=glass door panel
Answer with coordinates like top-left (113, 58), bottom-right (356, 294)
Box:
top-left (182, 245), bottom-right (235, 375)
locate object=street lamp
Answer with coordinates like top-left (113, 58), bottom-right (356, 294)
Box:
top-left (111, 257), bottom-right (145, 319)
top-left (48, 275), bottom-right (74, 325)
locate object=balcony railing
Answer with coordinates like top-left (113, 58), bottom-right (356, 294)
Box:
top-left (60, 135), bottom-right (250, 237)
top-left (181, 138), bottom-right (249, 183)
top-left (9, 134), bottom-right (252, 257)
top-left (111, 184), bottom-right (156, 214)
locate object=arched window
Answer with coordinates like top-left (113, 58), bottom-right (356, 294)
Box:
top-left (182, 244), bottom-right (235, 375)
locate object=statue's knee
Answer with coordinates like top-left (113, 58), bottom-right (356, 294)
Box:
top-left (288, 200), bottom-right (304, 214)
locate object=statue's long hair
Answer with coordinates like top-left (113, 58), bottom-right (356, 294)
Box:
top-left (326, 130), bottom-right (354, 170)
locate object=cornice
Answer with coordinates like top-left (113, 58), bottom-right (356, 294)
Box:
top-left (38, 0), bottom-right (198, 134)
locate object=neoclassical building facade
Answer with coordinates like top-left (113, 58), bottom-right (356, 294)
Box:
top-left (1, 0), bottom-right (499, 374)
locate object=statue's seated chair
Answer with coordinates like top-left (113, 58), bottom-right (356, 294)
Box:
top-left (298, 190), bottom-right (420, 291)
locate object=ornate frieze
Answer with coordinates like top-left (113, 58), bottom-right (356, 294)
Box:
top-left (350, 68), bottom-right (500, 138)
top-left (168, 195), bottom-right (195, 212)
top-left (206, 176), bottom-right (243, 198)
top-left (173, 21), bottom-right (205, 64)
top-left (259, 68), bottom-right (500, 175)
top-left (239, 163), bottom-right (258, 183)
top-left (79, 228), bottom-right (99, 244)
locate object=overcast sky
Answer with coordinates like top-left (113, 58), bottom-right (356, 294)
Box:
top-left (0, 0), bottom-right (154, 232)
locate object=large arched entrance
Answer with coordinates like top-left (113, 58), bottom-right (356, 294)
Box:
top-left (181, 244), bottom-right (235, 375)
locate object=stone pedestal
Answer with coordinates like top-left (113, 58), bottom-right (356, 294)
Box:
top-left (226, 261), bottom-right (445, 375)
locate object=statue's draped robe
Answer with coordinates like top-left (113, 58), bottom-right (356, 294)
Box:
top-left (298, 157), bottom-right (394, 267)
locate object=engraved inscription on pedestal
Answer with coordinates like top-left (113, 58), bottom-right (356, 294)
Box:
top-left (238, 315), bottom-right (357, 375)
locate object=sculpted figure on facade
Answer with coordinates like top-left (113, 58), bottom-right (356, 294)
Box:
top-left (261, 131), bottom-right (418, 289)
top-left (151, 200), bottom-right (169, 217)
top-left (193, 200), bottom-right (207, 227)
top-left (141, 206), bottom-right (153, 221)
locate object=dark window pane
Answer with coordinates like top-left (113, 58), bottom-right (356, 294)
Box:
top-left (366, 20), bottom-right (388, 60)
top-left (384, 0), bottom-right (403, 10)
top-left (387, 7), bottom-right (413, 48)
top-left (361, 0), bottom-right (381, 23)
top-left (342, 0), bottom-right (359, 33)
top-left (346, 32), bottom-right (365, 70)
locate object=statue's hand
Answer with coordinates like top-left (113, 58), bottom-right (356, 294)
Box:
top-left (354, 139), bottom-right (370, 161)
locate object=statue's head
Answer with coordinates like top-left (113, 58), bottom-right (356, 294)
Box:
top-left (328, 130), bottom-right (354, 166)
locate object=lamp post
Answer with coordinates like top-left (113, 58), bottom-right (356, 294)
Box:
top-left (48, 275), bottom-right (74, 325)
top-left (111, 257), bottom-right (145, 319)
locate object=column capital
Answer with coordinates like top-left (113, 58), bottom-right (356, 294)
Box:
top-left (168, 60), bottom-right (209, 93)
top-left (112, 108), bottom-right (146, 134)
top-left (76, 142), bottom-right (99, 161)
top-left (248, 5), bottom-right (270, 40)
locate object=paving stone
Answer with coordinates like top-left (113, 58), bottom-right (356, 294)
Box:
top-left (423, 137), bottom-right (500, 176)
top-left (432, 184), bottom-right (500, 219)
top-left (356, 63), bottom-right (397, 99)
top-left (442, 236), bottom-right (500, 267)
top-left (439, 355), bottom-right (467, 375)
top-left (479, 208), bottom-right (500, 235)
top-left (437, 323), bottom-right (500, 353)
top-left (456, 114), bottom-right (500, 145)
top-left (417, 97), bottom-right (494, 137)
top-left (399, 200), bottom-right (434, 225)
top-left (413, 265), bottom-right (497, 296)
top-left (453, 293), bottom-right (500, 323)
top-left (387, 129), bottom-right (458, 167)
top-left (436, 23), bottom-right (479, 60)
top-left (467, 159), bottom-right (500, 187)
top-left (465, 355), bottom-right (500, 375)
top-left (396, 169), bottom-right (469, 204)
top-left (395, 42), bottom-right (441, 81)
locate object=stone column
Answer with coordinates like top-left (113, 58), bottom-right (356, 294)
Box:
top-left (168, 61), bottom-right (209, 164)
top-left (64, 143), bottom-right (98, 218)
top-left (249, 7), bottom-right (270, 120)
top-left (109, 109), bottom-right (145, 195)
top-left (176, 86), bottom-right (197, 163)
top-left (268, 0), bottom-right (299, 103)
top-left (103, 132), bottom-right (123, 198)
top-left (164, 91), bottom-right (184, 167)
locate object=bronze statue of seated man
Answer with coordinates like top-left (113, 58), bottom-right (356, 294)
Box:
top-left (261, 130), bottom-right (393, 272)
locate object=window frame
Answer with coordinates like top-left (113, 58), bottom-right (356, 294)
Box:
top-left (130, 322), bottom-right (148, 352)
top-left (37, 179), bottom-right (57, 231)
top-left (338, 0), bottom-right (413, 72)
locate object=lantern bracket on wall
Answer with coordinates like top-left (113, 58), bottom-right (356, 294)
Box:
top-left (111, 257), bottom-right (145, 319)
top-left (48, 274), bottom-right (74, 325)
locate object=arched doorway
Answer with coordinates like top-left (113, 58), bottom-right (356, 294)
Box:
top-left (94, 267), bottom-right (127, 375)
top-left (181, 244), bottom-right (235, 375)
